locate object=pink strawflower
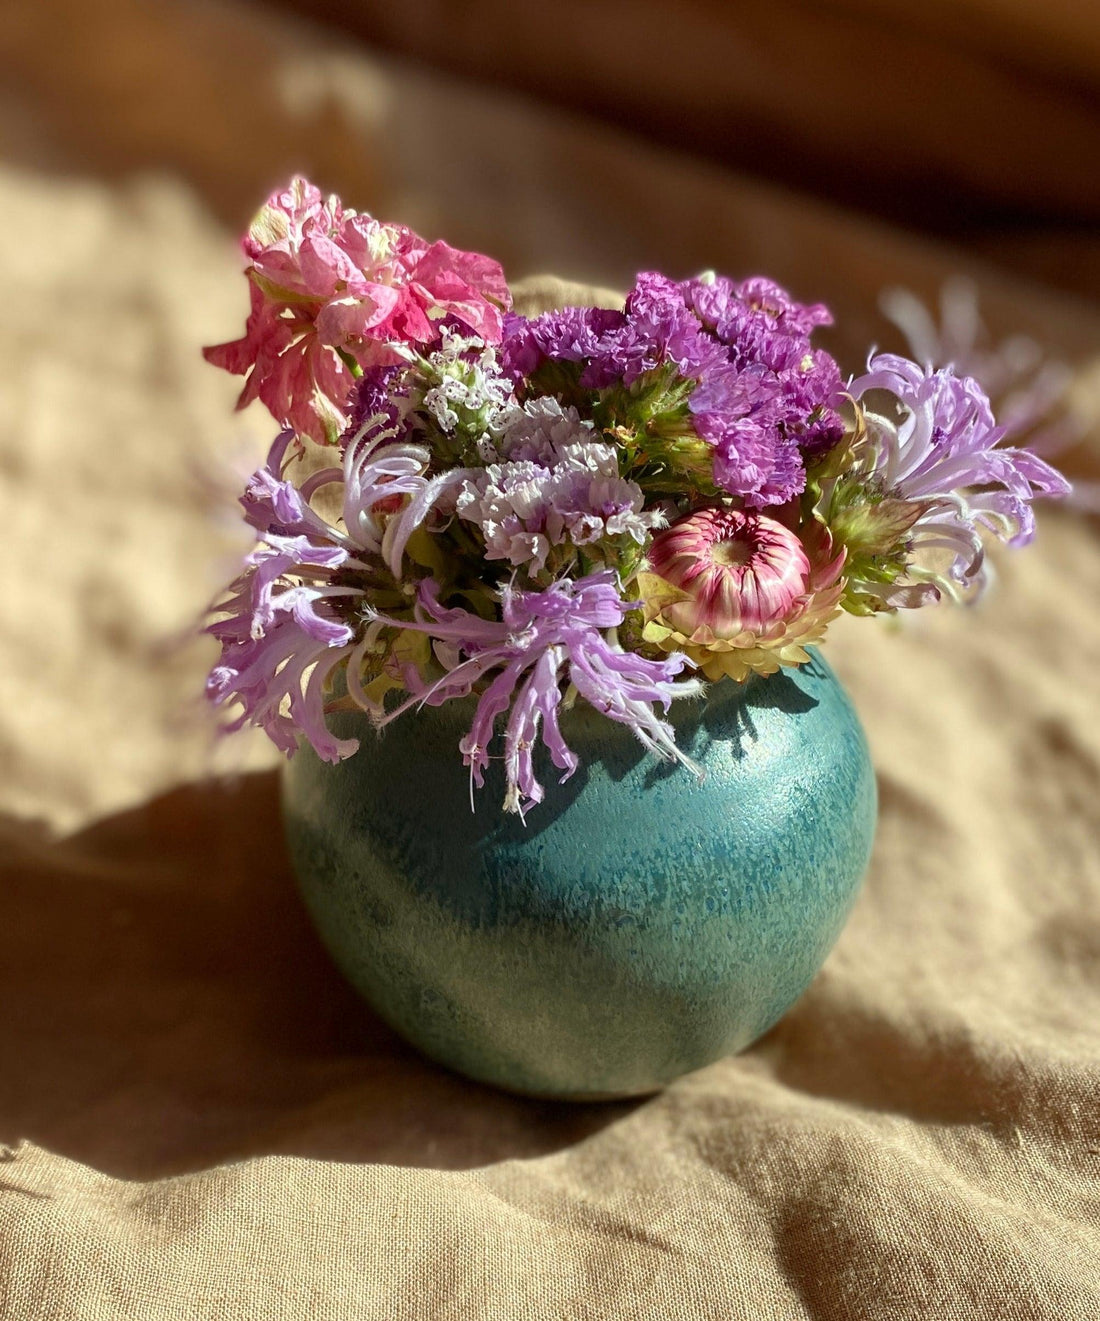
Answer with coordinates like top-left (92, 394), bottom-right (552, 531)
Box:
top-left (204, 177), bottom-right (510, 444)
top-left (647, 508), bottom-right (810, 636)
top-left (640, 509), bottom-right (845, 681)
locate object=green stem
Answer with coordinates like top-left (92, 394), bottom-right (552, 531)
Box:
top-left (336, 347), bottom-right (364, 379)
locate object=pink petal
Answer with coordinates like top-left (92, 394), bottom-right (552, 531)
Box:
top-left (299, 235), bottom-right (362, 298)
top-left (315, 288), bottom-right (402, 346)
top-left (412, 240), bottom-right (510, 306)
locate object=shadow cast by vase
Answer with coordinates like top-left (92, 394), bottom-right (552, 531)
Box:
top-left (0, 773), bottom-right (639, 1181)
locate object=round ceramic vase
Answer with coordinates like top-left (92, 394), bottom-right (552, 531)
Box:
top-left (282, 651), bottom-right (876, 1099)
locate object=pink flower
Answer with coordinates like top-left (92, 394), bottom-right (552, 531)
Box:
top-left (647, 507), bottom-right (811, 637)
top-left (204, 177), bottom-right (511, 444)
top-left (640, 508), bottom-right (845, 681)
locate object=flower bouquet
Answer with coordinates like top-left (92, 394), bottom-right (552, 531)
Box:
top-left (203, 177), bottom-right (1070, 1096)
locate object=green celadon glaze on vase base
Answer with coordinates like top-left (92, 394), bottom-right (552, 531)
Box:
top-left (282, 650), bottom-right (876, 1099)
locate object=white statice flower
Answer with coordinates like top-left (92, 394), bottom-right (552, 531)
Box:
top-left (454, 460), bottom-right (556, 572)
top-left (453, 396), bottom-right (664, 573)
top-left (500, 396), bottom-right (618, 474)
top-left (417, 327), bottom-right (522, 440)
top-left (550, 472), bottom-right (659, 547)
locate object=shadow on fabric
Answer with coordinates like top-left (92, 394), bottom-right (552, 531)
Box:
top-left (0, 773), bottom-right (638, 1180)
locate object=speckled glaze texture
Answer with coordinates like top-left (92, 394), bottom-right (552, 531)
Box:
top-left (282, 651), bottom-right (876, 1099)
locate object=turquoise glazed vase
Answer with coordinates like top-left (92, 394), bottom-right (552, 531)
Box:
top-left (282, 651), bottom-right (876, 1099)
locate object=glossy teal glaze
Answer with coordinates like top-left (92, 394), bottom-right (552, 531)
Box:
top-left (282, 651), bottom-right (876, 1099)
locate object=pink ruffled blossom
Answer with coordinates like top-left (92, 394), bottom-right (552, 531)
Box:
top-left (205, 176), bottom-right (510, 444)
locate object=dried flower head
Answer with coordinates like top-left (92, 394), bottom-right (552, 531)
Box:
top-left (640, 510), bottom-right (845, 681)
top-left (204, 177), bottom-right (510, 444)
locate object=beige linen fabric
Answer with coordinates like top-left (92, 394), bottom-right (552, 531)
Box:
top-left (2, 2), bottom-right (1100, 1316)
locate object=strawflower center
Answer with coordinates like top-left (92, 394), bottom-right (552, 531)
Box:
top-left (711, 537), bottom-right (753, 568)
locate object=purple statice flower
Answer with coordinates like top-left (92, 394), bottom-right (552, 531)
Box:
top-left (674, 273), bottom-right (846, 487)
top-left (502, 276), bottom-right (725, 392)
top-left (369, 570), bottom-right (704, 816)
top-left (846, 353), bottom-right (1071, 602)
top-left (502, 272), bottom-right (845, 508)
top-left (206, 425), bottom-right (430, 760)
top-left (500, 307), bottom-right (627, 383)
top-left (777, 349), bottom-right (848, 459)
top-left (684, 275), bottom-right (832, 368)
top-left (602, 273), bottom-right (730, 385)
top-left (346, 363), bottom-right (403, 439)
